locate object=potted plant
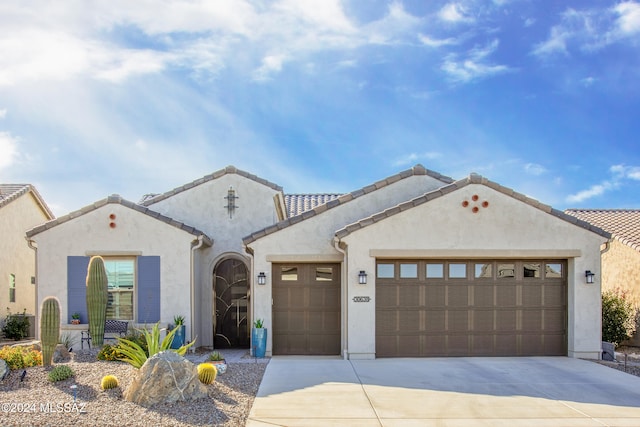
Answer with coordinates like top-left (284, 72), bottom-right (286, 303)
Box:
top-left (71, 313), bottom-right (81, 325)
top-left (207, 351), bottom-right (227, 374)
top-left (170, 315), bottom-right (186, 349)
top-left (251, 318), bottom-right (267, 358)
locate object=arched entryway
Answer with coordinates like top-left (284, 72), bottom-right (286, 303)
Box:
top-left (213, 258), bottom-right (250, 348)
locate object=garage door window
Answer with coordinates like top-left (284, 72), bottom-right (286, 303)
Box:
top-left (475, 263), bottom-right (493, 278)
top-left (400, 263), bottom-right (418, 278)
top-left (449, 263), bottom-right (467, 278)
top-left (497, 263), bottom-right (515, 278)
top-left (315, 267), bottom-right (332, 281)
top-left (524, 263), bottom-right (541, 278)
top-left (377, 264), bottom-right (395, 278)
top-left (426, 263), bottom-right (444, 278)
top-left (546, 263), bottom-right (562, 278)
top-left (282, 266), bottom-right (298, 281)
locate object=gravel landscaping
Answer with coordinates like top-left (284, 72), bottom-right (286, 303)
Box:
top-left (0, 348), bottom-right (267, 426)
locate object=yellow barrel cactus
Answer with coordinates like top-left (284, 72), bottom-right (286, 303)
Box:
top-left (101, 374), bottom-right (119, 390)
top-left (197, 363), bottom-right (218, 384)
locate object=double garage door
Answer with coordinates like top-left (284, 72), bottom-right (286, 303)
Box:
top-left (376, 260), bottom-right (567, 357)
top-left (272, 263), bottom-right (341, 355)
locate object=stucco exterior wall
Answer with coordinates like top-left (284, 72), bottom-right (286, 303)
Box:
top-left (247, 174), bottom-right (457, 356)
top-left (30, 202), bottom-right (197, 342)
top-left (148, 173), bottom-right (281, 347)
top-left (340, 184), bottom-right (606, 359)
top-left (0, 192), bottom-right (51, 318)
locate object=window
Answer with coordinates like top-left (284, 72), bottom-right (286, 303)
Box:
top-left (523, 263), bottom-right (541, 278)
top-left (546, 263), bottom-right (563, 278)
top-left (475, 263), bottom-right (492, 279)
top-left (377, 264), bottom-right (395, 278)
top-left (497, 263), bottom-right (515, 278)
top-left (315, 267), bottom-right (332, 281)
top-left (104, 259), bottom-right (135, 321)
top-left (281, 266), bottom-right (298, 281)
top-left (400, 263), bottom-right (418, 278)
top-left (449, 263), bottom-right (467, 279)
top-left (9, 274), bottom-right (15, 303)
top-left (426, 263), bottom-right (444, 278)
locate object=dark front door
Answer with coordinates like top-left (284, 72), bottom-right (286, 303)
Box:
top-left (213, 259), bottom-right (249, 348)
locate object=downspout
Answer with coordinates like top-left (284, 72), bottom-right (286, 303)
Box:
top-left (333, 236), bottom-right (348, 360)
top-left (26, 238), bottom-right (38, 340)
top-left (190, 235), bottom-right (206, 352)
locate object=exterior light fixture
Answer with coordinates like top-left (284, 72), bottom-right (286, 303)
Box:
top-left (585, 270), bottom-right (595, 284)
top-left (257, 272), bottom-right (266, 285)
top-left (358, 270), bottom-right (367, 285)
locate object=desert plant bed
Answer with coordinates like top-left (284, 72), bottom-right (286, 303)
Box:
top-left (0, 348), bottom-right (266, 426)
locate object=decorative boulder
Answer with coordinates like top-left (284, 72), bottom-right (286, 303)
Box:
top-left (0, 359), bottom-right (8, 381)
top-left (123, 351), bottom-right (207, 407)
top-left (53, 344), bottom-right (70, 363)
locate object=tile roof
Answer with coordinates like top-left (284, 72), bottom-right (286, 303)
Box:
top-left (243, 164), bottom-right (455, 245)
top-left (334, 173), bottom-right (611, 239)
top-left (26, 194), bottom-right (213, 245)
top-left (284, 194), bottom-right (342, 217)
top-left (141, 165), bottom-right (283, 206)
top-left (565, 209), bottom-right (640, 252)
top-left (0, 184), bottom-right (55, 219)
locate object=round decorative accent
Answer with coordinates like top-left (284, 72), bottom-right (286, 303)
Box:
top-left (472, 194), bottom-right (479, 201)
top-left (472, 207), bottom-right (479, 213)
top-left (109, 222), bottom-right (116, 228)
top-left (109, 213), bottom-right (116, 220)
top-left (482, 201), bottom-right (489, 208)
top-left (462, 201), bottom-right (469, 207)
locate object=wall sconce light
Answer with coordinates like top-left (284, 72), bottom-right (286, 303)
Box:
top-left (585, 270), bottom-right (595, 284)
top-left (358, 270), bottom-right (367, 285)
top-left (257, 272), bottom-right (266, 285)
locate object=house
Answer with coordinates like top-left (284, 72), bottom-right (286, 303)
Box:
top-left (0, 184), bottom-right (54, 323)
top-left (565, 209), bottom-right (640, 344)
top-left (27, 165), bottom-right (609, 359)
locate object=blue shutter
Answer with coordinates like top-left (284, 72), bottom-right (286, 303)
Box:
top-left (137, 256), bottom-right (161, 323)
top-left (67, 256), bottom-right (89, 323)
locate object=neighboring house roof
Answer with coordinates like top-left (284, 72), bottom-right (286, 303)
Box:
top-left (0, 184), bottom-right (55, 220)
top-left (334, 173), bottom-right (611, 239)
top-left (565, 209), bottom-right (640, 252)
top-left (284, 194), bottom-right (342, 218)
top-left (141, 165), bottom-right (283, 206)
top-left (243, 164), bottom-right (455, 245)
top-left (26, 194), bottom-right (213, 245)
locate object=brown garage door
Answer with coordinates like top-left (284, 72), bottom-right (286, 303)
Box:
top-left (376, 260), bottom-right (567, 357)
top-left (272, 263), bottom-right (341, 355)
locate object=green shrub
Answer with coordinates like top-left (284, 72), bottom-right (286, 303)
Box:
top-left (97, 344), bottom-right (121, 361)
top-left (0, 345), bottom-right (42, 369)
top-left (602, 289), bottom-right (637, 346)
top-left (48, 365), bottom-right (74, 382)
top-left (116, 323), bottom-right (195, 368)
top-left (2, 309), bottom-right (30, 341)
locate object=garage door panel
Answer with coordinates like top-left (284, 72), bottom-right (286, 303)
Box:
top-left (376, 260), bottom-right (566, 357)
top-left (273, 263), bottom-right (341, 355)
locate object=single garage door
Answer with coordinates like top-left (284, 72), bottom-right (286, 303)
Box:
top-left (376, 260), bottom-right (567, 357)
top-left (272, 263), bottom-right (341, 355)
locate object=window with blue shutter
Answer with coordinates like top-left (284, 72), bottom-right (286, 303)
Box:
top-left (67, 256), bottom-right (89, 323)
top-left (137, 256), bottom-right (161, 323)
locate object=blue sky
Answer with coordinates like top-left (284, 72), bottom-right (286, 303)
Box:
top-left (0, 0), bottom-right (639, 216)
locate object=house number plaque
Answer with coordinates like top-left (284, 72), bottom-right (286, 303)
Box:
top-left (353, 296), bottom-right (371, 303)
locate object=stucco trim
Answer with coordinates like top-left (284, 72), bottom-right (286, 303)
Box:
top-left (0, 184), bottom-right (55, 220)
top-left (334, 173), bottom-right (612, 240)
top-left (266, 254), bottom-right (344, 263)
top-left (85, 251), bottom-right (143, 256)
top-left (243, 164), bottom-right (455, 245)
top-left (141, 165), bottom-right (283, 206)
top-left (370, 249), bottom-right (583, 258)
top-left (26, 194), bottom-right (213, 245)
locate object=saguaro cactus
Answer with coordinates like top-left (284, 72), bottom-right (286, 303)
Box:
top-left (86, 256), bottom-right (109, 346)
top-left (40, 297), bottom-right (60, 366)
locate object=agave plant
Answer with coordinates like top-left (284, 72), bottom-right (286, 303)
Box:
top-left (116, 322), bottom-right (195, 369)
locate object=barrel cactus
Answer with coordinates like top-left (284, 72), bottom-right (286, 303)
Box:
top-left (101, 374), bottom-right (119, 390)
top-left (40, 297), bottom-right (60, 366)
top-left (197, 363), bottom-right (217, 384)
top-left (86, 256), bottom-right (108, 347)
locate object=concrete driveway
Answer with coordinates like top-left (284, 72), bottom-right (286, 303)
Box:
top-left (247, 356), bottom-right (640, 426)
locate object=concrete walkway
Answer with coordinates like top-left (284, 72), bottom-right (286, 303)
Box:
top-left (247, 356), bottom-right (640, 426)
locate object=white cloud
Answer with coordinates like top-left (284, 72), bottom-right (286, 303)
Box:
top-left (566, 164), bottom-right (640, 204)
top-left (441, 39), bottom-right (511, 83)
top-left (581, 76), bottom-right (597, 87)
top-left (524, 163), bottom-right (547, 176)
top-left (0, 132), bottom-right (18, 171)
top-left (532, 26), bottom-right (570, 57)
top-left (419, 34), bottom-right (458, 47)
top-left (393, 152), bottom-right (441, 167)
top-left (614, 1), bottom-right (640, 36)
top-left (252, 54), bottom-right (288, 82)
top-left (438, 3), bottom-right (474, 24)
